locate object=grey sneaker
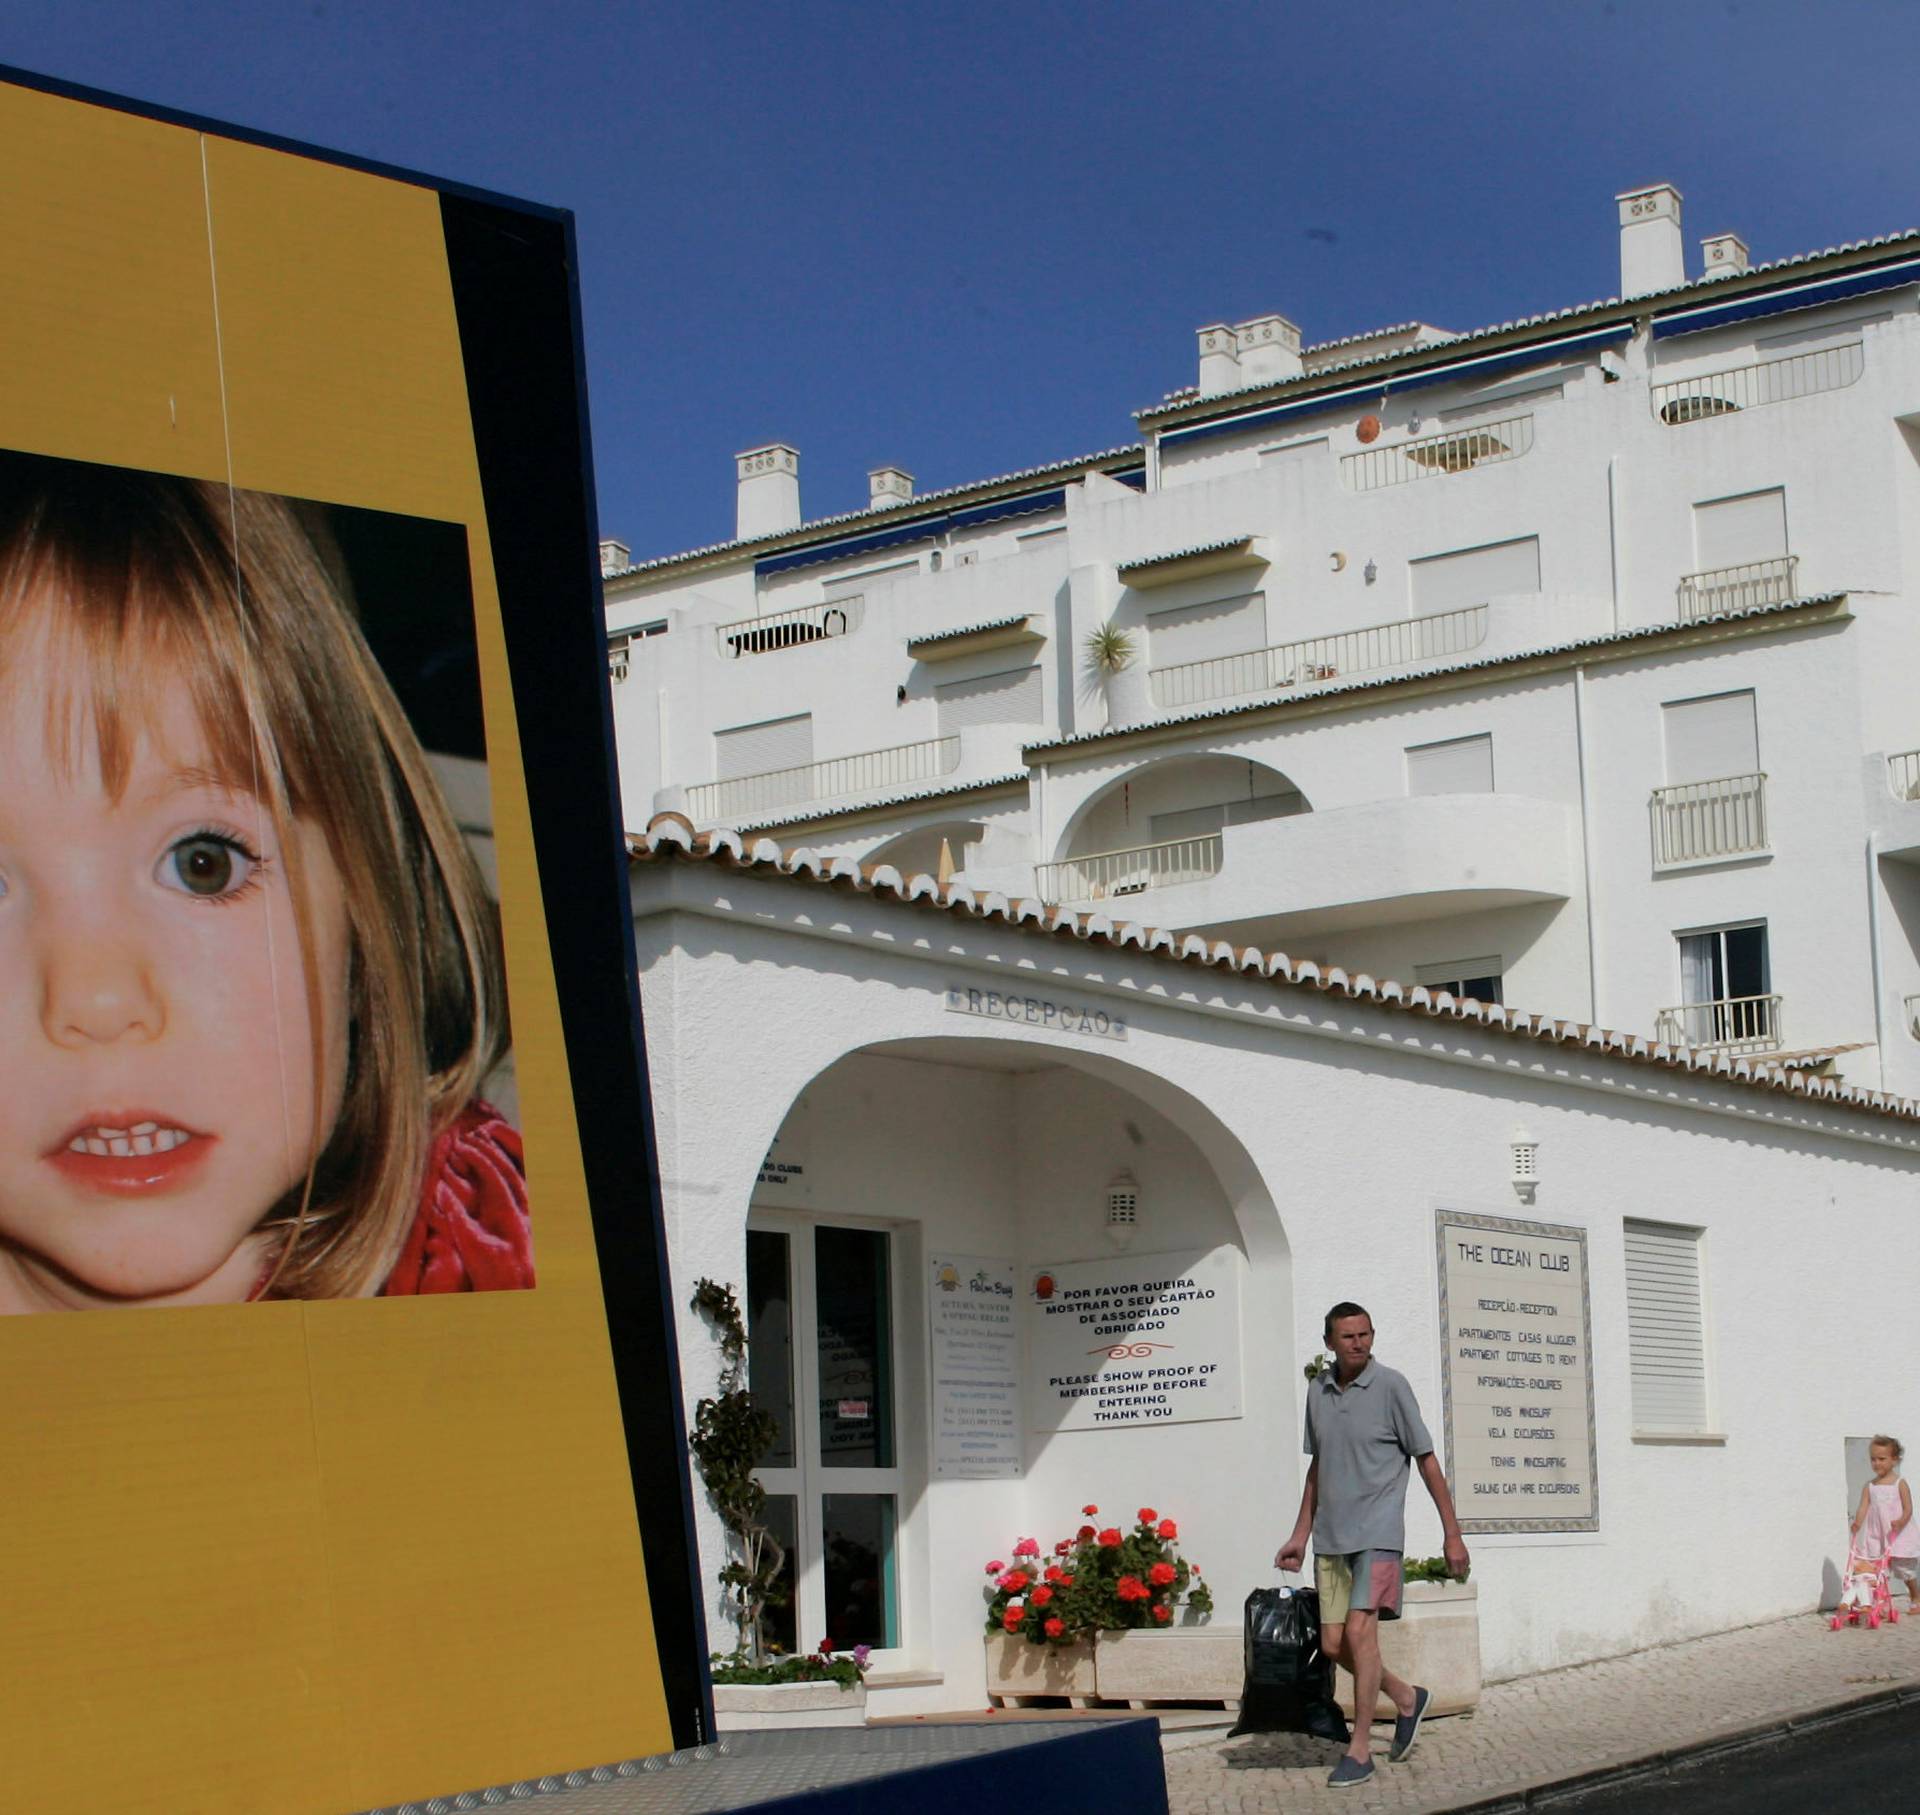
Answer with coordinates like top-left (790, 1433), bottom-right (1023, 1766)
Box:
top-left (1328, 1755), bottom-right (1375, 1788)
top-left (1388, 1684), bottom-right (1432, 1762)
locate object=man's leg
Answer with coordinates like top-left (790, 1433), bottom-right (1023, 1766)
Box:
top-left (1341, 1609), bottom-right (1416, 1762)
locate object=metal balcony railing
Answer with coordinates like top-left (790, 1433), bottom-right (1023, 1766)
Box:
top-left (689, 734), bottom-right (959, 822)
top-left (1035, 834), bottom-right (1223, 906)
top-left (713, 595), bottom-right (863, 658)
top-left (1675, 555), bottom-right (1798, 622)
top-left (1651, 339), bottom-right (1864, 425)
top-left (1655, 994), bottom-right (1784, 1056)
top-left (1148, 603), bottom-right (1488, 712)
top-left (1649, 772), bottom-right (1769, 866)
top-left (1339, 413), bottom-right (1535, 493)
top-left (1887, 750), bottom-right (1920, 802)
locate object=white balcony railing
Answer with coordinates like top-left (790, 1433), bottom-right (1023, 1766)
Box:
top-left (1148, 603), bottom-right (1488, 712)
top-left (1651, 339), bottom-right (1864, 425)
top-left (1906, 993), bottom-right (1920, 1040)
top-left (1035, 834), bottom-right (1223, 906)
top-left (1339, 413), bottom-right (1535, 493)
top-left (1649, 772), bottom-right (1769, 866)
top-left (1655, 994), bottom-right (1784, 1056)
top-left (1675, 556), bottom-right (1798, 622)
top-left (1887, 750), bottom-right (1920, 802)
top-left (713, 594), bottom-right (864, 658)
top-left (688, 733), bottom-right (959, 823)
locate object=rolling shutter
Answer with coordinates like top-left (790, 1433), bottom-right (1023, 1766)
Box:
top-left (1692, 489), bottom-right (1786, 571)
top-left (1409, 537), bottom-right (1541, 613)
top-left (935, 665), bottom-right (1043, 736)
top-left (1623, 1219), bottom-right (1710, 1434)
top-left (1146, 592), bottom-right (1266, 670)
top-left (1406, 733), bottom-right (1494, 796)
top-left (716, 713), bottom-right (813, 781)
top-left (1662, 691), bottom-right (1758, 784)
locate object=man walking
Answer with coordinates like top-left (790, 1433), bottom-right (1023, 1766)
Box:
top-left (1276, 1301), bottom-right (1469, 1788)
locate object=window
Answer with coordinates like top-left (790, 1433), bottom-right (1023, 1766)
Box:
top-left (716, 712), bottom-right (813, 781)
top-left (1667, 922), bottom-right (1777, 1051)
top-left (1408, 536), bottom-right (1541, 614)
top-left (1415, 957), bottom-right (1502, 1005)
top-left (747, 1222), bottom-right (906, 1658)
top-left (934, 664), bottom-right (1043, 736)
top-left (1406, 733), bottom-right (1494, 796)
top-left (1662, 692), bottom-right (1758, 784)
top-left (1146, 592), bottom-right (1267, 671)
top-left (1623, 1219), bottom-right (1712, 1437)
top-left (1692, 489), bottom-right (1787, 573)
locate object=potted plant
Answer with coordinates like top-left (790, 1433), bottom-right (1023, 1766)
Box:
top-left (1083, 623), bottom-right (1152, 729)
top-left (1068, 1505), bottom-right (1233, 1705)
top-left (981, 1531), bottom-right (1098, 1703)
top-left (690, 1278), bottom-right (871, 1727)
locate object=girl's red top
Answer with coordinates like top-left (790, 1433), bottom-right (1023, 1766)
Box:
top-left (381, 1099), bottom-right (535, 1295)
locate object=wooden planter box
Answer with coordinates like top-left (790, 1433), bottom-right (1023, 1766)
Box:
top-left (984, 1632), bottom-right (1099, 1706)
top-left (712, 1680), bottom-right (868, 1730)
top-left (1095, 1627), bottom-right (1242, 1706)
top-left (1334, 1579), bottom-right (1481, 1720)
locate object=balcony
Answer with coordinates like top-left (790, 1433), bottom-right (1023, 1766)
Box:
top-left (713, 594), bottom-right (864, 658)
top-left (1867, 749), bottom-right (1920, 863)
top-left (1675, 556), bottom-right (1798, 622)
top-left (1036, 834), bottom-right (1222, 906)
top-left (1654, 994), bottom-right (1784, 1057)
top-left (1649, 773), bottom-right (1769, 868)
top-left (688, 734), bottom-right (959, 823)
top-left (1906, 993), bottom-right (1920, 1041)
top-left (1338, 412), bottom-right (1535, 493)
top-left (1889, 750), bottom-right (1920, 803)
top-left (1039, 793), bottom-right (1575, 936)
top-left (1148, 603), bottom-right (1488, 713)
top-left (1651, 339), bottom-right (1864, 425)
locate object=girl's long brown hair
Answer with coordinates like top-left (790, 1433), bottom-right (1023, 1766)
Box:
top-left (0, 449), bottom-right (507, 1298)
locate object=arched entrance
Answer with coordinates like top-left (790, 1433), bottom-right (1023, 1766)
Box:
top-left (733, 1032), bottom-right (1293, 1695)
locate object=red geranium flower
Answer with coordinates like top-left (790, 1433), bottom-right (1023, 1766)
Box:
top-left (1003, 1608), bottom-right (1025, 1631)
top-left (1031, 1585), bottom-right (1054, 1607)
top-left (1148, 1561), bottom-right (1177, 1587)
top-left (1044, 1565), bottom-right (1063, 1584)
top-left (1152, 1603), bottom-right (1173, 1623)
top-left (997, 1569), bottom-right (1030, 1592)
top-left (819, 1637), bottom-right (835, 1655)
top-left (1137, 1507), bottom-right (1158, 1525)
top-left (1077, 1525), bottom-right (1096, 1542)
top-left (985, 1559), bottom-right (1006, 1574)
top-left (1097, 1528), bottom-right (1123, 1548)
top-left (1082, 1504), bottom-right (1099, 1516)
top-left (1013, 1537), bottom-right (1041, 1558)
top-left (1116, 1574), bottom-right (1150, 1602)
top-left (1044, 1617), bottom-right (1066, 1638)
top-left (1157, 1519), bottom-right (1178, 1540)
top-left (1061, 1574), bottom-right (1075, 1587)
top-left (1054, 1540), bottom-right (1073, 1556)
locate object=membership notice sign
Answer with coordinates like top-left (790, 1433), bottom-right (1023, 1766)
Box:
top-left (1435, 1210), bottom-right (1599, 1533)
top-left (1027, 1247), bottom-right (1243, 1432)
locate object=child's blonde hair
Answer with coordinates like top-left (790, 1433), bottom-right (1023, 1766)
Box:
top-left (1872, 1435), bottom-right (1905, 1463)
top-left (0, 448), bottom-right (506, 1298)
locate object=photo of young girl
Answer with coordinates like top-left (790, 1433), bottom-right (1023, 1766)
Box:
top-left (0, 446), bottom-right (534, 1311)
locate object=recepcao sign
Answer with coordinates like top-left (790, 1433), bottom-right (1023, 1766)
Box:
top-left (1435, 1210), bottom-right (1599, 1533)
top-left (1027, 1247), bottom-right (1243, 1431)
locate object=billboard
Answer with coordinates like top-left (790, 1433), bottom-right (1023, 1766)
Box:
top-left (0, 64), bottom-right (705, 1811)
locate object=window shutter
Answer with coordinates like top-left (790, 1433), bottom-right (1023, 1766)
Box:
top-left (715, 713), bottom-right (813, 781)
top-left (1692, 489), bottom-right (1787, 571)
top-left (1147, 592), bottom-right (1267, 669)
top-left (1662, 691), bottom-right (1758, 783)
top-left (1406, 733), bottom-right (1494, 796)
top-left (1623, 1219), bottom-right (1710, 1434)
top-left (1408, 537), bottom-right (1541, 613)
top-left (935, 665), bottom-right (1043, 736)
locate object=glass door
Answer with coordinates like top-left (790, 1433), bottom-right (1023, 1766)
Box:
top-left (746, 1218), bottom-right (904, 1662)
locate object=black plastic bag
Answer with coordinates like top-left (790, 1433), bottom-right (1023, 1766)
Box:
top-left (1229, 1582), bottom-right (1350, 1741)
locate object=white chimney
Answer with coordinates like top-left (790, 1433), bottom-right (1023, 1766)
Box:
top-left (1235, 313), bottom-right (1304, 386)
top-left (1196, 323), bottom-right (1241, 397)
top-left (1617, 183), bottom-right (1685, 296)
top-left (598, 537), bottom-right (630, 576)
top-left (735, 443), bottom-right (800, 540)
top-left (1701, 232), bottom-right (1750, 281)
top-left (868, 466), bottom-right (913, 510)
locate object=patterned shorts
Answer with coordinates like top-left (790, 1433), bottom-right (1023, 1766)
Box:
top-left (1315, 1550), bottom-right (1404, 1623)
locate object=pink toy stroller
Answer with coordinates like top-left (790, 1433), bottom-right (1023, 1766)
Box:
top-left (1831, 1537), bottom-right (1899, 1630)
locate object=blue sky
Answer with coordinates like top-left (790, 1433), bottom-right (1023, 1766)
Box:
top-left (5, 2), bottom-right (1918, 560)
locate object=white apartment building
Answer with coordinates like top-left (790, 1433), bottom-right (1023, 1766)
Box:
top-left (611, 187), bottom-right (1920, 1712)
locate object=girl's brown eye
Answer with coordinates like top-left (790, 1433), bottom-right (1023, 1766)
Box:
top-left (163, 835), bottom-right (242, 898)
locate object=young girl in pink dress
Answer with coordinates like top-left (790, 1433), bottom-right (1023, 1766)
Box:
top-left (0, 448), bottom-right (532, 1311)
top-left (1851, 1435), bottom-right (1919, 1617)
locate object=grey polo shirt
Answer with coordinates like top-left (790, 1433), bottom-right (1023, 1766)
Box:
top-left (1303, 1359), bottom-right (1434, 1554)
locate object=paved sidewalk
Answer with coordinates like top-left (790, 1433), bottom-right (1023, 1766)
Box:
top-left (1161, 1606), bottom-right (1920, 1813)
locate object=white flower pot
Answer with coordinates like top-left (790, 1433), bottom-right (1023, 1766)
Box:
top-left (712, 1680), bottom-right (868, 1730)
top-left (1095, 1627), bottom-right (1243, 1704)
top-left (1333, 1579), bottom-right (1481, 1720)
top-left (984, 1632), bottom-right (1099, 1705)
